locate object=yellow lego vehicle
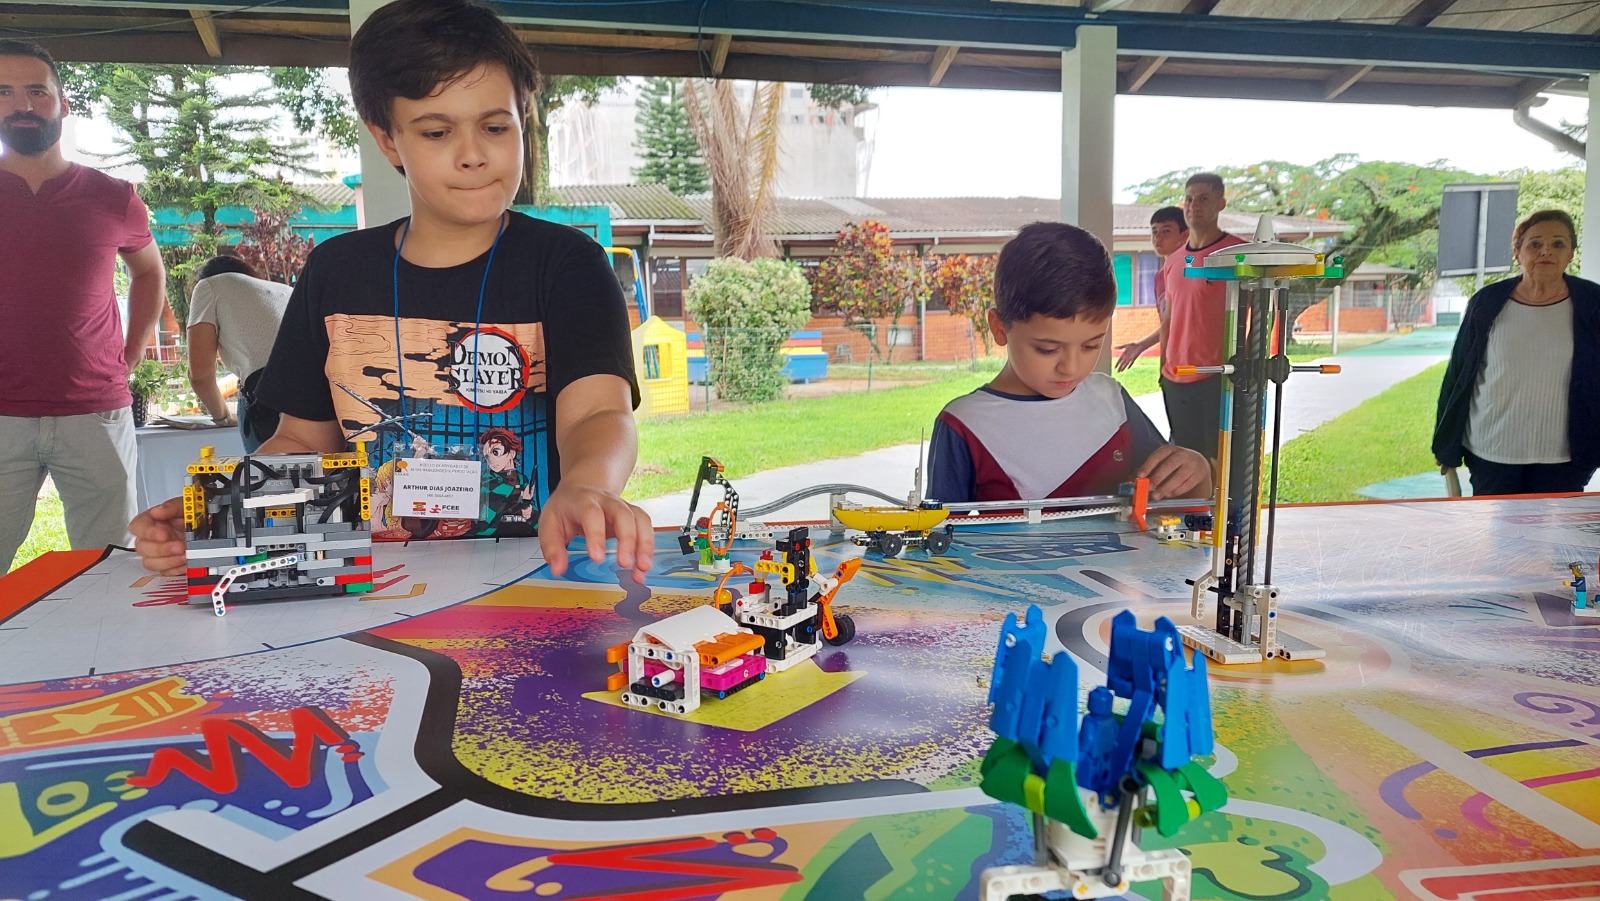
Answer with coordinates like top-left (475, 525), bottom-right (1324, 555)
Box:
top-left (832, 499), bottom-right (954, 557)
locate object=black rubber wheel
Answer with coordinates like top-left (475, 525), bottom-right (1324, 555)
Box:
top-left (877, 532), bottom-right (904, 557)
top-left (924, 527), bottom-right (953, 555)
top-left (825, 613), bottom-right (856, 646)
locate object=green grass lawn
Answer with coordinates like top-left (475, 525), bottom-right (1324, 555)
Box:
top-left (631, 355), bottom-right (1170, 500)
top-left (1272, 361), bottom-right (1446, 503)
top-left (8, 490), bottom-right (66, 573)
top-left (8, 339), bottom-right (1429, 571)
top-left (827, 357), bottom-right (1003, 383)
top-left (630, 371), bottom-right (996, 500)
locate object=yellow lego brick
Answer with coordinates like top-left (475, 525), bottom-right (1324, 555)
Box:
top-left (1230, 263), bottom-right (1326, 278)
top-left (320, 449), bottom-right (371, 469)
top-left (755, 559), bottom-right (795, 583)
top-left (265, 507), bottom-right (297, 519)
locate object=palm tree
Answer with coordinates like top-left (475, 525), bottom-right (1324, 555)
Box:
top-left (681, 79), bottom-right (784, 261)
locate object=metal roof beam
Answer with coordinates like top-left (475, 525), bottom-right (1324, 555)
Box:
top-left (487, 1), bottom-right (1600, 76)
top-left (12, 0), bottom-right (1600, 83)
top-left (1134, 71), bottom-right (1536, 109)
top-left (28, 31), bottom-right (346, 66)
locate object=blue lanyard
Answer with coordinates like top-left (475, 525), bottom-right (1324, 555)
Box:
top-left (391, 212), bottom-right (509, 441)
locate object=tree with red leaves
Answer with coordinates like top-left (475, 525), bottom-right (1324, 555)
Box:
top-left (814, 220), bottom-right (924, 362)
top-left (234, 208), bottom-right (316, 286)
top-left (934, 254), bottom-right (998, 357)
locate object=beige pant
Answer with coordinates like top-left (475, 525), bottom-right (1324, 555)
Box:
top-left (0, 410), bottom-right (138, 571)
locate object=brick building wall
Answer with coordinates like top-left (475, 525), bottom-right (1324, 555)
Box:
top-left (1111, 308), bottom-right (1163, 359)
top-left (1294, 300), bottom-right (1390, 333)
top-left (677, 307), bottom-right (1166, 364)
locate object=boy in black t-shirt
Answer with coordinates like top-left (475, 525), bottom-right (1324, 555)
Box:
top-left (130, 0), bottom-right (652, 582)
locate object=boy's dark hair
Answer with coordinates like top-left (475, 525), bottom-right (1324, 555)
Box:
top-left (1185, 171), bottom-right (1225, 194)
top-left (1150, 205), bottom-right (1187, 231)
top-left (994, 221), bottom-right (1117, 324)
top-left (0, 40), bottom-right (62, 90)
top-left (195, 254), bottom-right (260, 283)
top-left (348, 0), bottom-right (540, 136)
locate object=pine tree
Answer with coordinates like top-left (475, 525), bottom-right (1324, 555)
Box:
top-left (633, 77), bottom-right (708, 195)
top-left (62, 64), bottom-right (325, 321)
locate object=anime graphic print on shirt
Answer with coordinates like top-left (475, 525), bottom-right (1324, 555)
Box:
top-left (254, 213), bottom-right (639, 544)
top-left (325, 314), bottom-right (549, 541)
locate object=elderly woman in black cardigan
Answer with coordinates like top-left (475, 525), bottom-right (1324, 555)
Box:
top-left (1434, 209), bottom-right (1600, 496)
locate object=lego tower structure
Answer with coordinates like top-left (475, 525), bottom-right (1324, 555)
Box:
top-left (1178, 216), bottom-right (1343, 665)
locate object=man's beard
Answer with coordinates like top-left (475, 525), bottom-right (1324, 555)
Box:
top-left (0, 113), bottom-right (63, 157)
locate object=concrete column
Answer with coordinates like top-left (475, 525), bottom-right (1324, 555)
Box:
top-left (1061, 24), bottom-right (1117, 370)
top-left (349, 0), bottom-right (411, 228)
top-left (1584, 73), bottom-right (1600, 282)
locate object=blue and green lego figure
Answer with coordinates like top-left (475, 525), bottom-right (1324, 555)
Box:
top-left (980, 605), bottom-right (1227, 842)
top-left (694, 516), bottom-right (714, 568)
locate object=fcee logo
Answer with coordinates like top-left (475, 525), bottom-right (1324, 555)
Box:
top-left (451, 328), bottom-right (529, 413)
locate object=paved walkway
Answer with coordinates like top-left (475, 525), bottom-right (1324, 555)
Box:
top-left (639, 328), bottom-right (1458, 526)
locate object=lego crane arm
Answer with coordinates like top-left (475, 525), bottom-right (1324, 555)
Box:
top-left (679, 456), bottom-right (740, 555)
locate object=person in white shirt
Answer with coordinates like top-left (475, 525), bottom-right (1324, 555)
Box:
top-left (186, 255), bottom-right (292, 452)
top-left (1433, 209), bottom-right (1600, 496)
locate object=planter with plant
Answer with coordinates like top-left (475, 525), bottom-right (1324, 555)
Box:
top-left (128, 359), bottom-right (166, 427)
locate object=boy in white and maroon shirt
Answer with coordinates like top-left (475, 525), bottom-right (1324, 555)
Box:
top-left (928, 222), bottom-right (1211, 505)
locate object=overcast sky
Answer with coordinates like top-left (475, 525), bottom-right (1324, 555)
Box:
top-left (867, 89), bottom-right (1588, 202)
top-left (63, 84), bottom-right (1586, 203)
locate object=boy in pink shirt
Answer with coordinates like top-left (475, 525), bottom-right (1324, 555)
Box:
top-left (1159, 173), bottom-right (1245, 460)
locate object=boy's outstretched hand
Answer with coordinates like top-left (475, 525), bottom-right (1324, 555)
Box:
top-left (1138, 444), bottom-right (1214, 501)
top-left (131, 497), bottom-right (190, 576)
top-left (538, 482), bottom-right (655, 584)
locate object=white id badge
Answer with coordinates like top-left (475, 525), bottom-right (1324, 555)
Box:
top-left (392, 448), bottom-right (482, 520)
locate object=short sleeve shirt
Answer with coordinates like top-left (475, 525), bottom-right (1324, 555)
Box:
top-left (0, 164), bottom-right (154, 416)
top-left (256, 212), bottom-right (639, 541)
top-left (187, 273), bottom-right (293, 381)
top-left (927, 373), bottom-right (1166, 503)
top-left (1160, 233), bottom-right (1247, 384)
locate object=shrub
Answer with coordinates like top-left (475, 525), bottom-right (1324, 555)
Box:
top-left (685, 257), bottom-right (812, 402)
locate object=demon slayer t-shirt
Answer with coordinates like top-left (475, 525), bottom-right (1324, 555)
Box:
top-left (256, 213), bottom-right (638, 540)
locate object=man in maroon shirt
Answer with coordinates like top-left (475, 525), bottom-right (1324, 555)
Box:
top-left (0, 41), bottom-right (166, 570)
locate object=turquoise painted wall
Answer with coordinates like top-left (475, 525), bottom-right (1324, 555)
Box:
top-left (152, 203), bottom-right (612, 249)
